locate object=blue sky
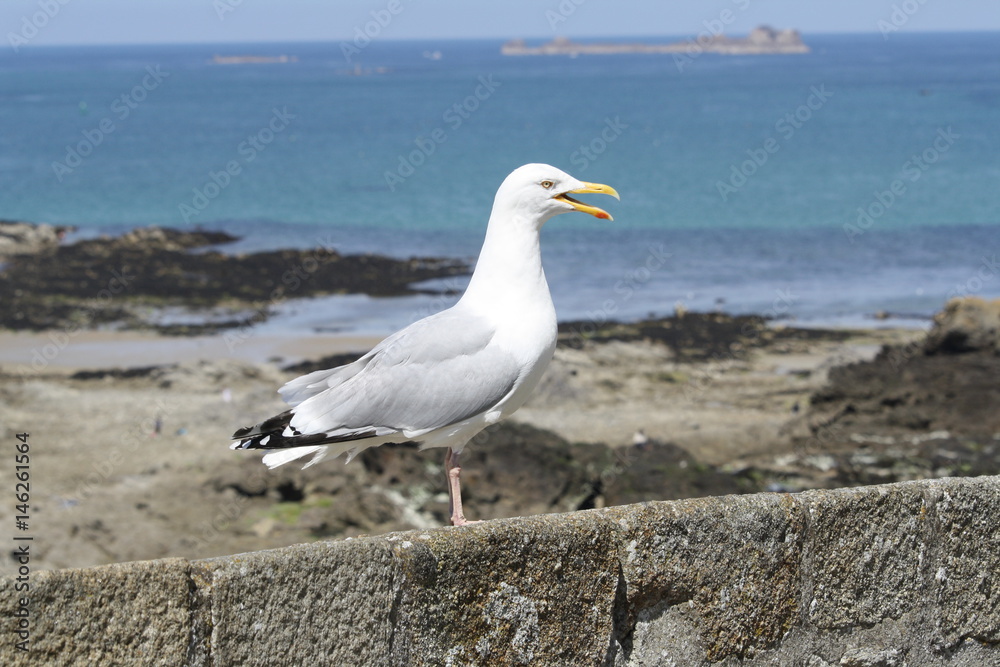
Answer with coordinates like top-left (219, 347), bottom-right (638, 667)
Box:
top-left (3, 0), bottom-right (999, 46)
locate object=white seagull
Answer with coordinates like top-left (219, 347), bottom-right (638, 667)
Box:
top-left (231, 163), bottom-right (619, 525)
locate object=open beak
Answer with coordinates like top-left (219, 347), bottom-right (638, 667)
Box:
top-left (555, 182), bottom-right (621, 220)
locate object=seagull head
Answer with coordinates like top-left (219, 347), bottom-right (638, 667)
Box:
top-left (493, 163), bottom-right (620, 229)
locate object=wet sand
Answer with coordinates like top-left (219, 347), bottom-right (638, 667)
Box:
top-left (0, 329), bottom-right (381, 373)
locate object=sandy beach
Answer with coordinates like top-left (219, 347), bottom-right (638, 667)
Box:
top-left (0, 317), bottom-right (930, 572)
top-left (0, 329), bottom-right (383, 372)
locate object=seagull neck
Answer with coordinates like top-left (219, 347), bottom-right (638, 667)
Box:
top-left (462, 213), bottom-right (549, 311)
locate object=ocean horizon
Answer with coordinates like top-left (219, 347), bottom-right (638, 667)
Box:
top-left (2, 33), bottom-right (998, 335)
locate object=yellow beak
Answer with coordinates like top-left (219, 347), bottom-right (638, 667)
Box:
top-left (555, 182), bottom-right (620, 220)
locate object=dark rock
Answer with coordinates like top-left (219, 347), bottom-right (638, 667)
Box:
top-left (924, 297), bottom-right (1000, 355)
top-left (748, 298), bottom-right (1000, 494)
top-left (559, 311), bottom-right (851, 362)
top-left (70, 365), bottom-right (164, 381)
top-left (805, 344), bottom-right (1000, 441)
top-left (600, 441), bottom-right (742, 506)
top-left (0, 224), bottom-right (469, 332)
top-left (212, 422), bottom-right (744, 536)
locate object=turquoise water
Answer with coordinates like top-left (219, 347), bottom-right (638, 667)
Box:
top-left (1, 34), bottom-right (998, 332)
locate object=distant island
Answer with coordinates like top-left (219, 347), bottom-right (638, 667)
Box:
top-left (211, 54), bottom-right (298, 65)
top-left (502, 26), bottom-right (808, 56)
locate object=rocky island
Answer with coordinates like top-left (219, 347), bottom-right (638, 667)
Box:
top-left (210, 54), bottom-right (298, 65)
top-left (502, 25), bottom-right (809, 56)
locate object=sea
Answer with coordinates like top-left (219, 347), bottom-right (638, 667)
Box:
top-left (1, 33), bottom-right (998, 336)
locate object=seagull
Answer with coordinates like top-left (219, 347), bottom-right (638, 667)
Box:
top-left (230, 163), bottom-right (619, 526)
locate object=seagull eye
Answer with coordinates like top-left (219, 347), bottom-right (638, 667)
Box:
top-left (540, 180), bottom-right (554, 189)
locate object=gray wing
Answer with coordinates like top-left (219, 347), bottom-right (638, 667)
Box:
top-left (283, 308), bottom-right (523, 439)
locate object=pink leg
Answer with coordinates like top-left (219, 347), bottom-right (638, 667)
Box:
top-left (445, 448), bottom-right (480, 526)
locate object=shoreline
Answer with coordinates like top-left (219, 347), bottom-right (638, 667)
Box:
top-left (2, 222), bottom-right (987, 342)
top-left (0, 297), bottom-right (942, 378)
top-left (0, 313), bottom-right (922, 374)
top-left (0, 329), bottom-right (382, 373)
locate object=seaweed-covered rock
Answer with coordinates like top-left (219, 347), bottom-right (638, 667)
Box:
top-left (0, 224), bottom-right (469, 332)
top-left (796, 298), bottom-right (1000, 446)
top-left (559, 311), bottom-right (851, 362)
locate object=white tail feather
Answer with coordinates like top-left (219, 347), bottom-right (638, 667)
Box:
top-left (261, 445), bottom-right (327, 469)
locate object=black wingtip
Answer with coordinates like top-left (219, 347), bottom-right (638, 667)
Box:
top-left (231, 410), bottom-right (295, 441)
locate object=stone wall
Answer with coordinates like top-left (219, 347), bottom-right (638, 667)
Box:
top-left (2, 476), bottom-right (999, 666)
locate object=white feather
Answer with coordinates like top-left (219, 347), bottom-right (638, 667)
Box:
top-left (261, 446), bottom-right (327, 469)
